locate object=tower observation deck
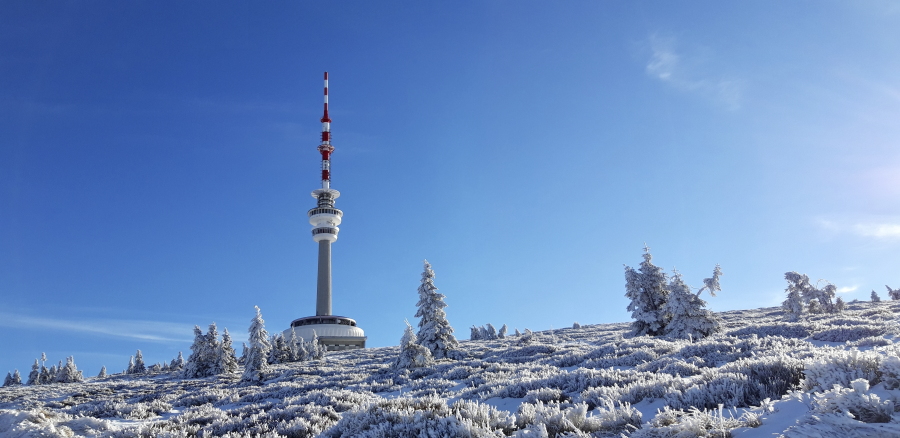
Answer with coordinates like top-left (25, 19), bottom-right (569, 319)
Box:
top-left (284, 72), bottom-right (366, 351)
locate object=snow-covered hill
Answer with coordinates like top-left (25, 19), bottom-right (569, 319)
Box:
top-left (3, 301), bottom-right (900, 437)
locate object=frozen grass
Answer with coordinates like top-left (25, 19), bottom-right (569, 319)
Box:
top-left (1, 300), bottom-right (900, 437)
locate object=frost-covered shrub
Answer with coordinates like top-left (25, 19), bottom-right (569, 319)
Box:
top-left (812, 379), bottom-right (893, 423)
top-left (524, 388), bottom-right (564, 403)
top-left (630, 406), bottom-right (746, 438)
top-left (653, 358), bottom-right (702, 377)
top-left (728, 323), bottom-right (816, 339)
top-left (319, 397), bottom-right (516, 438)
top-left (667, 372), bottom-right (750, 410)
top-left (514, 401), bottom-right (640, 437)
top-left (878, 355), bottom-right (900, 389)
top-left (812, 325), bottom-right (886, 342)
top-left (802, 349), bottom-right (882, 392)
top-left (848, 336), bottom-right (891, 348)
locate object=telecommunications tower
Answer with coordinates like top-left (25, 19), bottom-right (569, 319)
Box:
top-left (284, 72), bottom-right (366, 350)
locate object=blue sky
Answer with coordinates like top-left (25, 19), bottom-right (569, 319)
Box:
top-left (2, 1), bottom-right (899, 377)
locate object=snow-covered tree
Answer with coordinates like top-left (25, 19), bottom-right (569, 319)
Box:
top-left (242, 306), bottom-right (271, 383)
top-left (835, 296), bottom-right (846, 313)
top-left (132, 350), bottom-right (146, 374)
top-left (782, 284), bottom-right (804, 321)
top-left (872, 290), bottom-right (881, 302)
top-left (269, 333), bottom-right (293, 364)
top-left (8, 370), bottom-right (22, 386)
top-left (887, 285), bottom-right (900, 301)
top-left (125, 356), bottom-right (134, 375)
top-left (3, 372), bottom-right (14, 387)
top-left (624, 246), bottom-right (670, 336)
top-left (470, 326), bottom-right (482, 341)
top-left (239, 342), bottom-right (248, 365)
top-left (498, 324), bottom-right (508, 339)
top-left (97, 366), bottom-right (107, 378)
top-left (27, 359), bottom-right (40, 385)
top-left (394, 321), bottom-right (433, 370)
top-left (514, 328), bottom-right (522, 337)
top-left (518, 329), bottom-right (534, 345)
top-left (309, 331), bottom-right (326, 361)
top-left (183, 325), bottom-right (216, 378)
top-left (572, 322), bottom-right (581, 329)
top-left (698, 264), bottom-right (723, 297)
top-left (170, 352), bottom-right (185, 370)
top-left (56, 357), bottom-right (83, 383)
top-left (205, 323), bottom-right (222, 375)
top-left (664, 270), bottom-right (721, 340)
top-left (219, 328), bottom-right (238, 374)
top-left (485, 323), bottom-right (498, 340)
top-left (414, 260), bottom-right (458, 359)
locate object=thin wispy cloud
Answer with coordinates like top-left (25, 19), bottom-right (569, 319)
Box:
top-left (815, 217), bottom-right (900, 240)
top-left (644, 34), bottom-right (744, 110)
top-left (0, 313), bottom-right (195, 343)
top-left (837, 286), bottom-right (859, 293)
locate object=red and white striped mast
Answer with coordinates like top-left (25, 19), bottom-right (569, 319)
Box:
top-left (318, 72), bottom-right (334, 190)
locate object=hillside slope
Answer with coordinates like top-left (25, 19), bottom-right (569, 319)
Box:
top-left (3, 301), bottom-right (900, 437)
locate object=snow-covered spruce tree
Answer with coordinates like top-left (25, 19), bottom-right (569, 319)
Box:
top-left (219, 328), bottom-right (238, 374)
top-left (835, 296), bottom-right (846, 313)
top-left (498, 324), bottom-right (508, 339)
top-left (887, 285), bottom-right (900, 301)
top-left (664, 270), bottom-right (721, 340)
top-left (9, 370), bottom-right (21, 386)
top-left (27, 359), bottom-right (40, 385)
top-left (782, 283), bottom-right (804, 321)
top-left (132, 350), bottom-right (146, 374)
top-left (394, 320), bottom-right (433, 370)
top-left (3, 372), bottom-right (12, 387)
top-left (414, 259), bottom-right (458, 359)
top-left (309, 331), bottom-right (326, 361)
top-left (470, 326), bottom-right (481, 340)
top-left (485, 323), bottom-right (498, 340)
top-left (97, 366), bottom-right (107, 378)
top-left (125, 356), bottom-right (134, 374)
top-left (183, 325), bottom-right (216, 378)
top-left (56, 356), bottom-right (83, 383)
top-left (872, 290), bottom-right (882, 302)
top-left (514, 328), bottom-right (522, 336)
top-left (242, 305), bottom-right (271, 383)
top-left (239, 343), bottom-right (248, 365)
top-left (205, 323), bottom-right (222, 375)
top-left (572, 322), bottom-right (581, 329)
top-left (170, 352), bottom-right (185, 370)
top-left (268, 333), bottom-right (293, 364)
top-left (624, 246), bottom-right (670, 336)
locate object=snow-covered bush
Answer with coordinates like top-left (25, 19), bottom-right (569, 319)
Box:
top-left (54, 356), bottom-right (84, 383)
top-left (802, 349), bottom-right (882, 392)
top-left (871, 290), bottom-right (882, 302)
top-left (415, 260), bottom-right (459, 359)
top-left (630, 405), bottom-right (748, 438)
top-left (813, 379), bottom-right (893, 423)
top-left (887, 285), bottom-right (900, 301)
top-left (812, 324), bottom-right (886, 342)
top-left (523, 387), bottom-right (564, 404)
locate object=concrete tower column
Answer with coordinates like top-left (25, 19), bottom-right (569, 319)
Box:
top-left (316, 240), bottom-right (332, 315)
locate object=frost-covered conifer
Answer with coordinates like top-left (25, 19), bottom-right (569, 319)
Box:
top-left (835, 296), bottom-right (846, 313)
top-left (183, 326), bottom-right (214, 378)
top-left (269, 334), bottom-right (292, 364)
top-left (498, 324), bottom-right (508, 339)
top-left (572, 322), bottom-right (581, 329)
top-left (56, 356), bottom-right (83, 383)
top-left (27, 359), bottom-right (40, 385)
top-left (10, 370), bottom-right (21, 386)
top-left (242, 306), bottom-right (271, 383)
top-left (470, 326), bottom-right (481, 341)
top-left (170, 352), bottom-right (185, 370)
top-left (39, 363), bottom-right (51, 384)
top-left (97, 366), bottom-right (107, 378)
top-left (205, 323), bottom-right (222, 374)
top-left (239, 342), bottom-right (248, 365)
top-left (887, 285), bottom-right (900, 301)
top-left (782, 276), bottom-right (805, 321)
top-left (485, 323), bottom-right (498, 340)
top-left (518, 329), bottom-right (534, 345)
top-left (624, 246), bottom-right (670, 336)
top-left (309, 331), bottom-right (326, 361)
top-left (126, 356), bottom-right (134, 375)
top-left (219, 328), bottom-right (238, 373)
top-left (3, 372), bottom-right (12, 387)
top-left (414, 260), bottom-right (458, 359)
top-left (394, 321), bottom-right (433, 370)
top-left (514, 328), bottom-right (521, 336)
top-left (664, 270), bottom-right (721, 340)
top-left (698, 264), bottom-right (723, 297)
top-left (872, 290), bottom-right (882, 302)
top-left (133, 350), bottom-right (146, 374)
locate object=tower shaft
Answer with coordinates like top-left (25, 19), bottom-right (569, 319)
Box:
top-left (316, 240), bottom-right (332, 316)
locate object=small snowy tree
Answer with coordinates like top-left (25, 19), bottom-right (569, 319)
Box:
top-left (10, 370), bottom-right (22, 386)
top-left (835, 296), bottom-right (846, 313)
top-left (56, 357), bottom-right (83, 383)
top-left (783, 285), bottom-right (804, 321)
top-left (205, 323), bottom-right (222, 375)
top-left (242, 306), bottom-right (271, 383)
top-left (518, 329), bottom-right (534, 345)
top-left (268, 334), bottom-right (292, 364)
top-left (125, 356), bottom-right (134, 375)
top-left (664, 270), bottom-right (721, 340)
top-left (872, 290), bottom-right (882, 302)
top-left (309, 331), bottom-right (326, 360)
top-left (170, 352), bottom-right (185, 370)
top-left (470, 326), bottom-right (482, 341)
top-left (97, 366), bottom-right (107, 378)
top-left (2, 373), bottom-right (12, 387)
top-left (27, 359), bottom-right (40, 385)
top-left (514, 328), bottom-right (521, 336)
top-left (698, 264), bottom-right (723, 297)
top-left (394, 321), bottom-right (433, 370)
top-left (485, 323), bottom-right (498, 340)
top-left (887, 285), bottom-right (900, 301)
top-left (572, 322), bottom-right (581, 329)
top-left (219, 328), bottom-right (238, 373)
top-left (498, 324), bottom-right (508, 339)
top-left (624, 246), bottom-right (670, 336)
top-left (132, 350), bottom-right (146, 374)
top-left (414, 260), bottom-right (458, 359)
top-left (183, 325), bottom-right (216, 378)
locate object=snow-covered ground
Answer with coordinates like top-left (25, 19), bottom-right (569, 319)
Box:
top-left (2, 300), bottom-right (900, 437)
